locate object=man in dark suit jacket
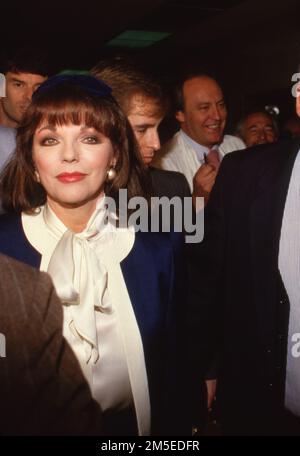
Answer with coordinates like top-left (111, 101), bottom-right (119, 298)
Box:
top-left (189, 136), bottom-right (300, 435)
top-left (149, 166), bottom-right (190, 199)
top-left (0, 253), bottom-right (103, 435)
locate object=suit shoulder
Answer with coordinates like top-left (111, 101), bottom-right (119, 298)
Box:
top-left (0, 212), bottom-right (21, 226)
top-left (222, 138), bottom-right (300, 169)
top-left (149, 167), bottom-right (191, 198)
top-left (214, 138), bottom-right (300, 202)
top-left (0, 213), bottom-right (22, 237)
top-left (150, 167), bottom-right (189, 185)
top-left (0, 252), bottom-right (55, 319)
top-left (0, 252), bottom-right (39, 291)
top-left (0, 213), bottom-right (41, 267)
top-left (150, 167), bottom-right (183, 179)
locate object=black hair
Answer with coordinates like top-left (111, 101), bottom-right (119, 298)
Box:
top-left (1, 46), bottom-right (52, 77)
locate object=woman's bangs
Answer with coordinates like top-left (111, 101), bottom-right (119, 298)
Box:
top-left (35, 98), bottom-right (108, 132)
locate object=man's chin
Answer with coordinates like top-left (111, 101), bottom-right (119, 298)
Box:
top-left (18, 110), bottom-right (27, 118)
top-left (11, 111), bottom-right (24, 123)
top-left (207, 133), bottom-right (224, 145)
top-left (142, 157), bottom-right (154, 166)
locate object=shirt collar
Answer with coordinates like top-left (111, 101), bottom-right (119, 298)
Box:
top-left (180, 129), bottom-right (219, 163)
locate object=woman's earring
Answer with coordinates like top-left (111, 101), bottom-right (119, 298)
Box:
top-left (106, 167), bottom-right (116, 181)
top-left (34, 170), bottom-right (41, 183)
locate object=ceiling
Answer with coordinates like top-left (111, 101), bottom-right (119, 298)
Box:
top-left (1, 0), bottom-right (299, 124)
top-left (0, 0), bottom-right (245, 69)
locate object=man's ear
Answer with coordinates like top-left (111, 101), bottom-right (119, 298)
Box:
top-left (175, 110), bottom-right (185, 123)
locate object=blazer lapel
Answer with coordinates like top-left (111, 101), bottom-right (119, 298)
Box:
top-left (121, 232), bottom-right (168, 353)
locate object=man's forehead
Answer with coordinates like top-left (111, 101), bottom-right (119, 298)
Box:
top-left (245, 113), bottom-right (273, 127)
top-left (183, 76), bottom-right (223, 98)
top-left (128, 94), bottom-right (164, 119)
top-left (6, 71), bottom-right (47, 83)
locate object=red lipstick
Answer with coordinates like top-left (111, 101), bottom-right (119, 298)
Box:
top-left (56, 172), bottom-right (87, 183)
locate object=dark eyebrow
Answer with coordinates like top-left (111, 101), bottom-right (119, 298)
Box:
top-left (11, 78), bottom-right (25, 83)
top-left (134, 123), bottom-right (153, 128)
top-left (37, 125), bottom-right (100, 134)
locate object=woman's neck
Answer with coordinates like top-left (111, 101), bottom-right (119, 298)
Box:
top-left (47, 199), bottom-right (99, 233)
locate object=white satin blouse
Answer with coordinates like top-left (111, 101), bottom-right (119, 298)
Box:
top-left (21, 199), bottom-right (151, 435)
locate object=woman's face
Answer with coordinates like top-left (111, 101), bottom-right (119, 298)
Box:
top-left (33, 122), bottom-right (115, 210)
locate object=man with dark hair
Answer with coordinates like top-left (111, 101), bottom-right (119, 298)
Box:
top-left (0, 47), bottom-right (50, 128)
top-left (236, 110), bottom-right (278, 147)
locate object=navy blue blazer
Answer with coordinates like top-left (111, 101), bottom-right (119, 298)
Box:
top-left (0, 213), bottom-right (188, 435)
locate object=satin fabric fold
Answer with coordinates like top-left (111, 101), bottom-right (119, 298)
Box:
top-left (45, 197), bottom-right (113, 364)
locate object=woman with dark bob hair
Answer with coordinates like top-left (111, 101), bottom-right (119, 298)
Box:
top-left (0, 74), bottom-right (188, 436)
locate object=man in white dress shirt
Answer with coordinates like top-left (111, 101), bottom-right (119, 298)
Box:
top-left (154, 73), bottom-right (244, 203)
